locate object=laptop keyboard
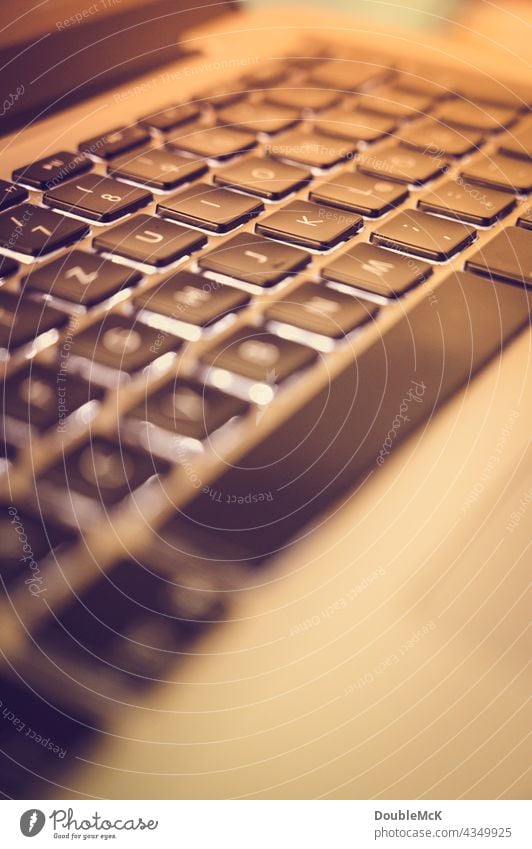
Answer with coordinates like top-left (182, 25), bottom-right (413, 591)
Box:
top-left (1, 40), bottom-right (531, 795)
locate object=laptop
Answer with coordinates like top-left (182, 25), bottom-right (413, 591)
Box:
top-left (0, 0), bottom-right (530, 801)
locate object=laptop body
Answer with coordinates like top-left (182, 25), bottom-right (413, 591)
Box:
top-left (0, 0), bottom-right (530, 800)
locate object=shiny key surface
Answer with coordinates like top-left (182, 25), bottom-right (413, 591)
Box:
top-left (22, 250), bottom-right (141, 306)
top-left (12, 151), bottom-right (91, 190)
top-left (0, 204), bottom-right (89, 256)
top-left (70, 313), bottom-right (183, 371)
top-left (44, 173), bottom-right (152, 223)
top-left (157, 183), bottom-right (263, 233)
top-left (322, 242), bottom-right (432, 297)
top-left (198, 232), bottom-right (311, 286)
top-left (93, 214), bottom-right (206, 267)
top-left (309, 172), bottom-right (408, 217)
top-left (256, 199), bottom-right (362, 250)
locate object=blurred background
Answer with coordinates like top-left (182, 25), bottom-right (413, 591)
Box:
top-left (254, 0), bottom-right (532, 59)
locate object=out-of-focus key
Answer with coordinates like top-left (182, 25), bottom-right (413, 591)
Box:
top-left (157, 183), bottom-right (263, 233)
top-left (200, 326), bottom-right (317, 383)
top-left (460, 153), bottom-right (532, 194)
top-left (357, 145), bottom-right (448, 185)
top-left (256, 199), bottom-right (362, 250)
top-left (417, 179), bottom-right (515, 226)
top-left (134, 269), bottom-right (249, 326)
top-left (266, 281), bottom-right (379, 337)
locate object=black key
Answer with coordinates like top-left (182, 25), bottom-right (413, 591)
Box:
top-left (460, 153), bottom-right (532, 194)
top-left (399, 119), bottom-right (483, 157)
top-left (0, 204), bottom-right (89, 257)
top-left (256, 199), bottom-right (362, 250)
top-left (108, 148), bottom-right (207, 191)
top-left (22, 250), bottom-right (141, 306)
top-left (129, 377), bottom-right (248, 439)
top-left (168, 124), bottom-right (256, 160)
top-left (465, 227), bottom-right (532, 288)
top-left (217, 101), bottom-right (299, 135)
top-left (200, 326), bottom-right (317, 383)
top-left (0, 180), bottom-right (27, 212)
top-left (309, 172), bottom-right (408, 218)
top-left (157, 182), bottom-right (263, 233)
top-left (71, 313), bottom-right (182, 371)
top-left (2, 362), bottom-right (104, 431)
top-left (38, 558), bottom-right (215, 682)
top-left (0, 254), bottom-right (18, 278)
top-left (357, 145), bottom-right (448, 185)
top-left (517, 213), bottom-right (532, 231)
top-left (264, 87), bottom-right (341, 112)
top-left (79, 125), bottom-right (150, 159)
top-left (44, 173), bottom-right (152, 223)
top-left (213, 155), bottom-right (310, 200)
top-left (267, 129), bottom-right (356, 168)
top-left (417, 179), bottom-right (515, 226)
top-left (266, 282), bottom-right (379, 338)
top-left (370, 209), bottom-right (476, 261)
top-left (358, 85), bottom-right (433, 120)
top-left (498, 118), bottom-right (532, 161)
top-left (308, 60), bottom-right (389, 92)
top-left (0, 290), bottom-right (68, 349)
top-left (134, 269), bottom-right (249, 325)
top-left (12, 151), bottom-right (91, 190)
top-left (322, 242), bottom-right (431, 297)
top-left (198, 232), bottom-right (310, 287)
top-left (0, 506), bottom-right (74, 587)
top-left (317, 108), bottom-right (396, 145)
top-left (93, 214), bottom-right (206, 267)
top-left (38, 436), bottom-right (169, 506)
top-left (432, 99), bottom-right (516, 132)
top-left (139, 103), bottom-right (201, 132)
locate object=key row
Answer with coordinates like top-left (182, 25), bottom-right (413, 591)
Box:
top-left (1, 213), bottom-right (530, 359)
